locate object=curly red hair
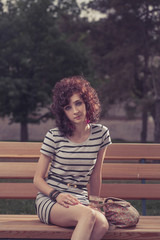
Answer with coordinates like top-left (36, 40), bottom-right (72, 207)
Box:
top-left (51, 76), bottom-right (101, 136)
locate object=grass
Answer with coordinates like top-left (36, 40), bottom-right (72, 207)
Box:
top-left (129, 199), bottom-right (160, 216)
top-left (0, 199), bottom-right (36, 214)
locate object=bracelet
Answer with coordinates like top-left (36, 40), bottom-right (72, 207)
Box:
top-left (49, 189), bottom-right (61, 201)
top-left (49, 189), bottom-right (58, 200)
top-left (52, 191), bottom-right (61, 201)
top-left (51, 191), bottom-right (61, 201)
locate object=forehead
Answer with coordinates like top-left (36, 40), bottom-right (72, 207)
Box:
top-left (69, 93), bottom-right (82, 103)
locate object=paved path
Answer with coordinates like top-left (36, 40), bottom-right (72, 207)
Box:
top-left (0, 117), bottom-right (154, 142)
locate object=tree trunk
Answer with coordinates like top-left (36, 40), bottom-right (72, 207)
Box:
top-left (154, 99), bottom-right (160, 143)
top-left (20, 122), bottom-right (28, 142)
top-left (141, 106), bottom-right (148, 143)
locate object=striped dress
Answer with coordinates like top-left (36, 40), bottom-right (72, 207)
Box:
top-left (35, 123), bottom-right (112, 224)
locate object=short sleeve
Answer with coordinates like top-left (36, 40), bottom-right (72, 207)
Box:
top-left (100, 125), bottom-right (112, 149)
top-left (40, 130), bottom-right (55, 157)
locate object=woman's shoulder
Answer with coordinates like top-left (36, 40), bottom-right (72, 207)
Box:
top-left (91, 123), bottom-right (109, 133)
top-left (45, 127), bottom-right (64, 139)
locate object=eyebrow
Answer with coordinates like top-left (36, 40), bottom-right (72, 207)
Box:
top-left (73, 99), bottom-right (82, 103)
top-left (65, 96), bottom-right (82, 107)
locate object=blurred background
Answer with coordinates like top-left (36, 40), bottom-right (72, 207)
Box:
top-left (0, 0), bottom-right (160, 143)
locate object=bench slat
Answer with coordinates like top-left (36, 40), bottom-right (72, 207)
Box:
top-left (0, 215), bottom-right (160, 239)
top-left (102, 163), bottom-right (160, 180)
top-left (0, 214), bottom-right (73, 239)
top-left (0, 183), bottom-right (37, 199)
top-left (99, 184), bottom-right (160, 199)
top-left (0, 142), bottom-right (41, 159)
top-left (105, 143), bottom-right (160, 160)
top-left (1, 162), bottom-right (160, 180)
top-left (0, 162), bottom-right (37, 178)
top-left (1, 142), bottom-right (160, 160)
top-left (1, 183), bottom-right (160, 199)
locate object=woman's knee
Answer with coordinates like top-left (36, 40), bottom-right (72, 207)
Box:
top-left (80, 206), bottom-right (96, 224)
top-left (100, 218), bottom-right (109, 233)
top-left (95, 211), bottom-right (109, 233)
top-left (89, 211), bottom-right (109, 240)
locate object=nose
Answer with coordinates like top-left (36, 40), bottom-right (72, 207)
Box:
top-left (73, 105), bottom-right (78, 114)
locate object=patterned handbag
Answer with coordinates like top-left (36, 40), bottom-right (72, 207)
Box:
top-left (89, 196), bottom-right (140, 228)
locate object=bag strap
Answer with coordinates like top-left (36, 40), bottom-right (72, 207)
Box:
top-left (89, 195), bottom-right (130, 208)
top-left (104, 197), bottom-right (126, 203)
top-left (89, 195), bottom-right (124, 203)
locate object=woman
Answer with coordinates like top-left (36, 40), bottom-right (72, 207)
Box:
top-left (34, 76), bottom-right (112, 240)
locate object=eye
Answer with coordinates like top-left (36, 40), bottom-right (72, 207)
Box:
top-left (64, 105), bottom-right (71, 111)
top-left (76, 101), bottom-right (82, 106)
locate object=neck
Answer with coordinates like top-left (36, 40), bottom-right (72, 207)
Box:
top-left (68, 122), bottom-right (91, 143)
top-left (74, 122), bottom-right (89, 136)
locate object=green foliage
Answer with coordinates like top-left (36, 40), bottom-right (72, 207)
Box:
top-left (1, 0), bottom-right (160, 142)
top-left (87, 0), bottom-right (160, 142)
top-left (0, 0), bottom-right (91, 140)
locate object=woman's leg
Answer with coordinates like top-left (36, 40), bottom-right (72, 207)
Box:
top-left (90, 210), bottom-right (109, 240)
top-left (49, 203), bottom-right (96, 240)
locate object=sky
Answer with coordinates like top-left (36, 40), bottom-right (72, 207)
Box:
top-left (1, 0), bottom-right (106, 21)
top-left (77, 0), bottom-right (106, 21)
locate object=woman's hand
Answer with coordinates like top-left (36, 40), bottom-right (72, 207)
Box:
top-left (56, 193), bottom-right (80, 208)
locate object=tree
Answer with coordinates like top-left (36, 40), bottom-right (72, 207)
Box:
top-left (0, 0), bottom-right (90, 141)
top-left (150, 57), bottom-right (160, 142)
top-left (87, 0), bottom-right (160, 142)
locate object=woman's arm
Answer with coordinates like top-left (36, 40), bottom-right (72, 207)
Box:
top-left (89, 146), bottom-right (107, 197)
top-left (33, 153), bottom-right (53, 196)
top-left (34, 153), bottom-right (79, 207)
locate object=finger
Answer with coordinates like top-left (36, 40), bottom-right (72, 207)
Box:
top-left (63, 203), bottom-right (69, 208)
top-left (68, 199), bottom-right (78, 205)
top-left (69, 195), bottom-right (80, 203)
top-left (67, 197), bottom-right (79, 205)
top-left (59, 201), bottom-right (69, 208)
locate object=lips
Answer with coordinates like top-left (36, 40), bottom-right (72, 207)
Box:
top-left (74, 115), bottom-right (81, 120)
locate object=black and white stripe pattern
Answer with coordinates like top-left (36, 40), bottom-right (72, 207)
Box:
top-left (35, 124), bottom-right (111, 224)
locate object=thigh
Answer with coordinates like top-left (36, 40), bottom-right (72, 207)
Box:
top-left (49, 203), bottom-right (91, 227)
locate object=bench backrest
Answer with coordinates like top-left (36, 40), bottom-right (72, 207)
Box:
top-left (0, 142), bottom-right (160, 200)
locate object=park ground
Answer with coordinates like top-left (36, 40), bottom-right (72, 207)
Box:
top-left (0, 116), bottom-right (154, 142)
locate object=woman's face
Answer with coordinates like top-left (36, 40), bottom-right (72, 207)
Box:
top-left (63, 93), bottom-right (87, 125)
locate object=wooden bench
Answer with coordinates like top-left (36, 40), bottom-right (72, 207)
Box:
top-left (0, 141), bottom-right (160, 240)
